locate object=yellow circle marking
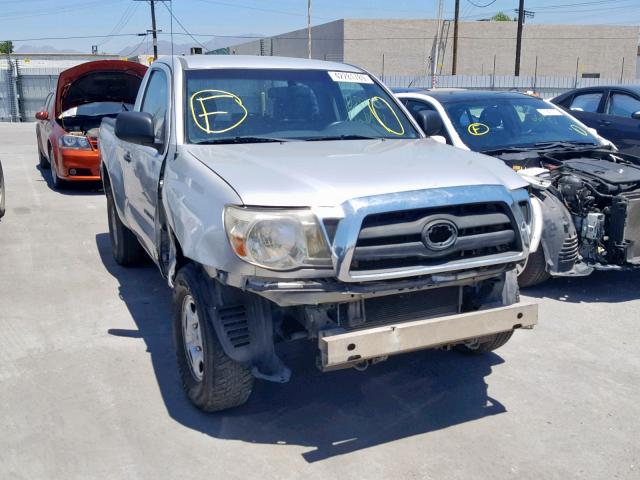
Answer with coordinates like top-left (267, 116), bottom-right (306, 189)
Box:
top-left (367, 96), bottom-right (405, 136)
top-left (468, 123), bottom-right (490, 136)
top-left (570, 124), bottom-right (588, 136)
top-left (190, 89), bottom-right (248, 134)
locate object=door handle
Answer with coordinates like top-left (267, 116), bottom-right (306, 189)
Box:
top-left (599, 120), bottom-right (611, 126)
top-left (123, 152), bottom-right (132, 163)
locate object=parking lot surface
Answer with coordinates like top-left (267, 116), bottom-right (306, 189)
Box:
top-left (1, 123), bottom-right (638, 480)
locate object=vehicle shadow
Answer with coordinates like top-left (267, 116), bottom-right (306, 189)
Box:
top-left (36, 164), bottom-right (103, 195)
top-left (96, 232), bottom-right (507, 462)
top-left (522, 268), bottom-right (640, 303)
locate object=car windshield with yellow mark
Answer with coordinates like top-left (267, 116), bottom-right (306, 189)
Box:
top-left (441, 97), bottom-right (599, 152)
top-left (185, 69), bottom-right (419, 144)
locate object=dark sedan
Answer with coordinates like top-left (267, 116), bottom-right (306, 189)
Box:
top-left (552, 85), bottom-right (640, 156)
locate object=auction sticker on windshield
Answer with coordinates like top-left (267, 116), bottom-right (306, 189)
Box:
top-left (537, 108), bottom-right (563, 116)
top-left (328, 71), bottom-right (374, 84)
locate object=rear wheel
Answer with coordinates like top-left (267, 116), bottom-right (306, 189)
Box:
top-left (173, 263), bottom-right (254, 412)
top-left (106, 189), bottom-right (145, 266)
top-left (456, 330), bottom-right (514, 354)
top-left (518, 249), bottom-right (551, 288)
top-left (38, 138), bottom-right (50, 169)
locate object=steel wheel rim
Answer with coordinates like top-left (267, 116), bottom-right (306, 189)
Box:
top-left (182, 295), bottom-right (205, 381)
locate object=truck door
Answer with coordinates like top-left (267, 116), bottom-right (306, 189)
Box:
top-left (123, 67), bottom-right (170, 257)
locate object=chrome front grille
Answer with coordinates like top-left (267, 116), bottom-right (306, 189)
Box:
top-left (350, 202), bottom-right (520, 273)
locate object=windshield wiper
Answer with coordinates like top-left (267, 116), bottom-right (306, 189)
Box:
top-left (194, 136), bottom-right (293, 145)
top-left (533, 141), bottom-right (599, 149)
top-left (481, 141), bottom-right (600, 156)
top-left (305, 134), bottom-right (379, 141)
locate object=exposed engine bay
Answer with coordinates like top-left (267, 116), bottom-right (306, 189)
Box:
top-left (57, 68), bottom-right (143, 140)
top-left (503, 148), bottom-right (640, 269)
top-left (58, 102), bottom-right (134, 140)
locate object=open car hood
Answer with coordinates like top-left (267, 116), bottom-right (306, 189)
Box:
top-left (55, 60), bottom-right (147, 117)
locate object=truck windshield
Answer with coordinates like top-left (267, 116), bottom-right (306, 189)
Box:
top-left (441, 97), bottom-right (600, 152)
top-left (184, 68), bottom-right (419, 144)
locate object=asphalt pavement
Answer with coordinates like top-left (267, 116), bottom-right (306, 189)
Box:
top-left (0, 123), bottom-right (638, 480)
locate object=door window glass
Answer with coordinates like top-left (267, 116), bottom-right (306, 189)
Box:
top-left (607, 93), bottom-right (640, 118)
top-left (140, 70), bottom-right (168, 143)
top-left (569, 92), bottom-right (602, 113)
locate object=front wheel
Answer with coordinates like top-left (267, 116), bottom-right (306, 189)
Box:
top-left (456, 330), bottom-right (514, 354)
top-left (517, 249), bottom-right (551, 288)
top-left (48, 146), bottom-right (64, 190)
top-left (173, 263), bottom-right (254, 412)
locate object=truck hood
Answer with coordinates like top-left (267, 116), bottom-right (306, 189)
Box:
top-left (186, 139), bottom-right (528, 207)
top-left (55, 60), bottom-right (147, 117)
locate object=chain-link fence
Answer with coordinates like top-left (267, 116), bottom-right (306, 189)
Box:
top-left (381, 74), bottom-right (639, 99)
top-left (2, 56), bottom-right (640, 121)
top-left (0, 58), bottom-right (82, 122)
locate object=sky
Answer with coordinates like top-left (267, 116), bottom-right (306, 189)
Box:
top-left (1, 0), bottom-right (638, 54)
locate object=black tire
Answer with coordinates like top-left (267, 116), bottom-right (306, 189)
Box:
top-left (456, 330), bottom-right (514, 354)
top-left (38, 138), bottom-right (50, 169)
top-left (106, 188), bottom-right (145, 266)
top-left (48, 146), bottom-right (65, 190)
top-left (518, 248), bottom-right (551, 288)
top-left (173, 263), bottom-right (254, 412)
top-left (0, 161), bottom-right (5, 219)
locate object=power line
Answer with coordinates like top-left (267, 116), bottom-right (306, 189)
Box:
top-left (98, 2), bottom-right (139, 47)
top-left (123, 33), bottom-right (148, 57)
top-left (0, 0), bottom-right (123, 21)
top-left (160, 0), bottom-right (209, 52)
top-left (465, 0), bottom-right (498, 7)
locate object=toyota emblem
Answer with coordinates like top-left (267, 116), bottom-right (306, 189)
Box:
top-left (422, 219), bottom-right (458, 251)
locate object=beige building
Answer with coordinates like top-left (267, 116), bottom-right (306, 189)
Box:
top-left (224, 19), bottom-right (639, 80)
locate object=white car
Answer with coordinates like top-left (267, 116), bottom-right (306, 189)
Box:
top-left (395, 89), bottom-right (640, 287)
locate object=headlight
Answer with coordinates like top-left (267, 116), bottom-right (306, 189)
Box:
top-left (59, 135), bottom-right (91, 150)
top-left (224, 206), bottom-right (332, 270)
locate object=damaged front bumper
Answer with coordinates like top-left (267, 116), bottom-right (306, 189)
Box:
top-left (243, 264), bottom-right (516, 307)
top-left (319, 301), bottom-right (538, 369)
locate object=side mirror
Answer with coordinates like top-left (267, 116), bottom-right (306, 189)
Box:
top-left (632, 111), bottom-right (640, 120)
top-left (414, 110), bottom-right (444, 137)
top-left (115, 111), bottom-right (156, 146)
top-left (35, 111), bottom-right (49, 121)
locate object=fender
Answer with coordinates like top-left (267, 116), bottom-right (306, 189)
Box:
top-left (534, 190), bottom-right (593, 277)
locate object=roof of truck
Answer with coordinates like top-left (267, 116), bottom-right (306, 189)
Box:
top-left (168, 55), bottom-right (364, 72)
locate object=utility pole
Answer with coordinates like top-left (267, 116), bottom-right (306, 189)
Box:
top-left (307, 0), bottom-right (312, 59)
top-left (134, 0), bottom-right (159, 60)
top-left (452, 0), bottom-right (460, 75)
top-left (514, 0), bottom-right (525, 76)
top-left (432, 0), bottom-right (444, 87)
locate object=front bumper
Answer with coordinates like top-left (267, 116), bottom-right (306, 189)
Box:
top-left (319, 301), bottom-right (538, 369)
top-left (244, 264), bottom-right (515, 306)
top-left (58, 148), bottom-right (101, 181)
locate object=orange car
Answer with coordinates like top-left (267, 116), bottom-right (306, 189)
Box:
top-left (35, 60), bottom-right (147, 189)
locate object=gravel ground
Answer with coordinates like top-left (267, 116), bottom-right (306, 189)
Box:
top-left (0, 123), bottom-right (638, 480)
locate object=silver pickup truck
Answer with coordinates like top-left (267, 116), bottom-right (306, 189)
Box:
top-left (99, 55), bottom-right (538, 412)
